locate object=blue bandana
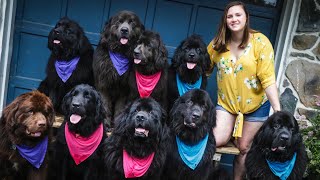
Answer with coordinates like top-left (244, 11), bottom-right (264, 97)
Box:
top-left (176, 133), bottom-right (208, 170)
top-left (109, 51), bottom-right (129, 76)
top-left (266, 152), bottom-right (297, 180)
top-left (176, 73), bottom-right (202, 96)
top-left (55, 57), bottom-right (80, 83)
top-left (15, 136), bottom-right (48, 169)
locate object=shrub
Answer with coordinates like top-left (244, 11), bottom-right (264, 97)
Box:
top-left (301, 95), bottom-right (320, 177)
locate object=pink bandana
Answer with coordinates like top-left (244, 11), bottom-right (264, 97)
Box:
top-left (65, 123), bottom-right (103, 165)
top-left (135, 71), bottom-right (162, 98)
top-left (123, 149), bottom-right (155, 178)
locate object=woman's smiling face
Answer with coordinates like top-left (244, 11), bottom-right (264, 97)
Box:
top-left (226, 5), bottom-right (247, 33)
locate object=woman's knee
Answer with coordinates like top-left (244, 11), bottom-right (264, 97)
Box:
top-left (238, 143), bottom-right (251, 155)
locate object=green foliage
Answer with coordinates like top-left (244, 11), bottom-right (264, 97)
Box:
top-left (302, 113), bottom-right (320, 177)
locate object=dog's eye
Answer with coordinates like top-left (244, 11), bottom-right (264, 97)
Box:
top-left (201, 105), bottom-right (207, 110)
top-left (27, 110), bottom-right (34, 115)
top-left (273, 124), bottom-right (280, 129)
top-left (186, 100), bottom-right (193, 106)
top-left (128, 19), bottom-right (133, 24)
top-left (66, 29), bottom-right (71, 35)
top-left (196, 48), bottom-right (201, 53)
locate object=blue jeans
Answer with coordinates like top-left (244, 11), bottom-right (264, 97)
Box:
top-left (215, 101), bottom-right (271, 122)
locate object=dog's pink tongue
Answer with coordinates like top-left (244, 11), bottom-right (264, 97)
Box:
top-left (53, 40), bottom-right (60, 44)
top-left (33, 132), bottom-right (42, 137)
top-left (134, 59), bottom-right (141, 64)
top-left (70, 114), bottom-right (81, 124)
top-left (187, 62), bottom-right (196, 69)
top-left (271, 147), bottom-right (277, 151)
top-left (135, 128), bottom-right (149, 136)
top-left (120, 38), bottom-right (128, 45)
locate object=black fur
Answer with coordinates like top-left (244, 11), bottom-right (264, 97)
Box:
top-left (127, 30), bottom-right (168, 111)
top-left (163, 89), bottom-right (216, 180)
top-left (38, 17), bottom-right (94, 114)
top-left (104, 98), bottom-right (169, 180)
top-left (53, 84), bottom-right (107, 180)
top-left (93, 10), bottom-right (144, 124)
top-left (168, 34), bottom-right (211, 111)
top-left (245, 111), bottom-right (307, 180)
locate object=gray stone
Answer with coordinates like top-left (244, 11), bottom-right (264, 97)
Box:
top-left (285, 60), bottom-right (320, 107)
top-left (298, 108), bottom-right (318, 120)
top-left (292, 35), bottom-right (317, 50)
top-left (312, 42), bottom-right (320, 60)
top-left (297, 0), bottom-right (320, 32)
top-left (290, 52), bottom-right (315, 60)
top-left (280, 88), bottom-right (298, 114)
top-left (282, 79), bottom-right (290, 87)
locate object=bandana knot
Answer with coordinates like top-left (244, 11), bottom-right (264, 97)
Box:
top-left (266, 152), bottom-right (297, 180)
top-left (15, 136), bottom-right (48, 169)
top-left (123, 149), bottom-right (155, 178)
top-left (65, 123), bottom-right (103, 165)
top-left (176, 133), bottom-right (209, 170)
top-left (55, 57), bottom-right (80, 83)
top-left (135, 71), bottom-right (162, 98)
top-left (109, 51), bottom-right (129, 76)
top-left (176, 74), bottom-right (202, 96)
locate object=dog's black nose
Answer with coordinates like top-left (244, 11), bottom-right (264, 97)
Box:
top-left (189, 53), bottom-right (195, 59)
top-left (121, 27), bottom-right (129, 35)
top-left (72, 103), bottom-right (80, 108)
top-left (280, 133), bottom-right (289, 141)
top-left (134, 47), bottom-right (140, 56)
top-left (192, 111), bottom-right (200, 119)
top-left (136, 114), bottom-right (146, 121)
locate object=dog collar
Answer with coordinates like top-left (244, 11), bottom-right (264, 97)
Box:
top-left (55, 56), bottom-right (80, 83)
top-left (176, 133), bottom-right (208, 170)
top-left (135, 71), bottom-right (162, 98)
top-left (266, 152), bottom-right (297, 180)
top-left (176, 73), bottom-right (202, 96)
top-left (15, 136), bottom-right (48, 169)
top-left (109, 51), bottom-right (129, 76)
top-left (123, 149), bottom-right (155, 178)
top-left (65, 123), bottom-right (103, 165)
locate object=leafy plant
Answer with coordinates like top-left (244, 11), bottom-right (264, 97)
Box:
top-left (301, 95), bottom-right (320, 177)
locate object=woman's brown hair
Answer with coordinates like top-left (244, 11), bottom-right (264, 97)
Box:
top-left (212, 1), bottom-right (256, 53)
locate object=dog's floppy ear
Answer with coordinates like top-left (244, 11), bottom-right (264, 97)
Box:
top-left (112, 102), bottom-right (132, 135)
top-left (78, 33), bottom-right (93, 55)
top-left (155, 34), bottom-right (168, 70)
top-left (1, 97), bottom-right (21, 128)
top-left (100, 16), bottom-right (115, 45)
top-left (202, 50), bottom-right (211, 73)
top-left (61, 88), bottom-right (74, 116)
top-left (94, 90), bottom-right (108, 125)
top-left (171, 40), bottom-right (185, 69)
top-left (207, 101), bottom-right (216, 129)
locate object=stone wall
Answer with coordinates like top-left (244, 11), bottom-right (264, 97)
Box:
top-left (279, 0), bottom-right (320, 125)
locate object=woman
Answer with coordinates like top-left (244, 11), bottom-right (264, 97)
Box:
top-left (207, 1), bottom-right (281, 179)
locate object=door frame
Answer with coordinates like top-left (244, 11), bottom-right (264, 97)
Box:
top-left (0, 0), bottom-right (16, 114)
top-left (0, 0), bottom-right (298, 114)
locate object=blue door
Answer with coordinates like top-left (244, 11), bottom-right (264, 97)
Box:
top-left (7, 0), bottom-right (283, 170)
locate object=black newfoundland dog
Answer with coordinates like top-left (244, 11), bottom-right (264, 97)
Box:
top-left (245, 111), bottom-right (307, 180)
top-left (0, 91), bottom-right (54, 180)
top-left (104, 98), bottom-right (169, 180)
top-left (168, 34), bottom-right (211, 110)
top-left (127, 30), bottom-right (168, 111)
top-left (53, 84), bottom-right (107, 180)
top-left (162, 89), bottom-right (216, 180)
top-left (93, 10), bottom-right (145, 123)
top-left (38, 17), bottom-right (94, 114)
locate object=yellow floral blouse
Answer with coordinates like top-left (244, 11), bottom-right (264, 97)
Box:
top-left (207, 32), bottom-right (275, 137)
